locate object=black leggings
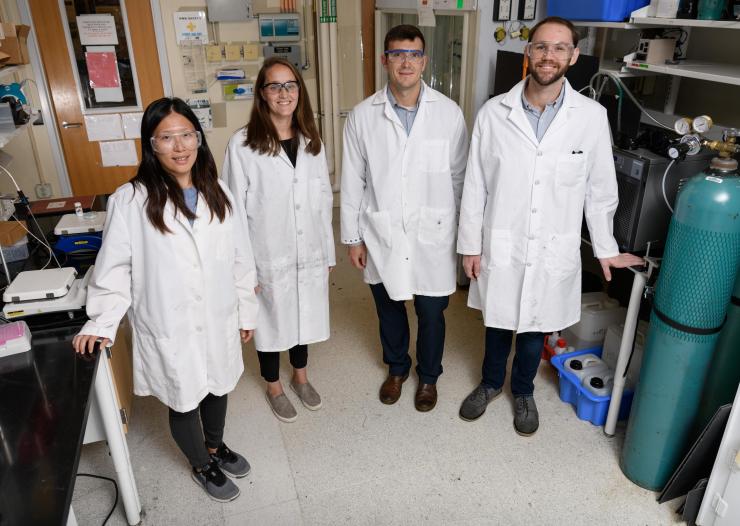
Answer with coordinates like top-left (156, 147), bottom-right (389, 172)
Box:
top-left (168, 393), bottom-right (227, 469)
top-left (256, 345), bottom-right (308, 382)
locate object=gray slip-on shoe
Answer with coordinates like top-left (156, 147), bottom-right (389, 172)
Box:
top-left (514, 395), bottom-right (539, 436)
top-left (266, 391), bottom-right (298, 423)
top-left (459, 384), bottom-right (502, 421)
top-left (191, 460), bottom-right (240, 502)
top-left (290, 381), bottom-right (322, 410)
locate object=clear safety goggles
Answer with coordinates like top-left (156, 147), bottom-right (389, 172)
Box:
top-left (262, 81), bottom-right (300, 95)
top-left (526, 41), bottom-right (575, 60)
top-left (384, 49), bottom-right (425, 63)
top-left (150, 130), bottom-right (202, 153)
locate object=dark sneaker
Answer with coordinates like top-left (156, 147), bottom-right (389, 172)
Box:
top-left (514, 395), bottom-right (539, 436)
top-left (191, 460), bottom-right (240, 502)
top-left (210, 442), bottom-right (251, 478)
top-left (459, 384), bottom-right (502, 421)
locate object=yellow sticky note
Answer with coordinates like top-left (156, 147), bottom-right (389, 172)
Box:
top-left (243, 44), bottom-right (260, 60)
top-left (206, 45), bottom-right (223, 62)
top-left (224, 44), bottom-right (241, 61)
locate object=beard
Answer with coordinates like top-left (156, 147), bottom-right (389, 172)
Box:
top-left (528, 60), bottom-right (569, 87)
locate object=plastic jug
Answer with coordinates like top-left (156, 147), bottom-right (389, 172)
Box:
top-left (583, 371), bottom-right (615, 397)
top-left (565, 353), bottom-right (608, 383)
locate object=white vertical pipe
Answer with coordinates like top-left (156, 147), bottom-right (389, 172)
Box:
top-left (604, 269), bottom-right (647, 436)
top-left (328, 20), bottom-right (342, 191)
top-left (317, 5), bottom-right (335, 178)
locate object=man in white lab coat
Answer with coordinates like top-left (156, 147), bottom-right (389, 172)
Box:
top-left (341, 25), bottom-right (468, 412)
top-left (456, 17), bottom-right (642, 435)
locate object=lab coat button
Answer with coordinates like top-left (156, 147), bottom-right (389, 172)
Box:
top-left (196, 326), bottom-right (203, 332)
top-left (295, 204), bottom-right (301, 210)
top-left (195, 295), bottom-right (202, 302)
top-left (293, 178), bottom-right (298, 183)
top-left (537, 151), bottom-right (543, 157)
top-left (526, 262), bottom-right (532, 267)
top-left (531, 208), bottom-right (537, 213)
top-left (297, 229), bottom-right (303, 235)
top-left (534, 180), bottom-right (541, 185)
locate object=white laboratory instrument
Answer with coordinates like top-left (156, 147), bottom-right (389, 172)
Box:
top-left (2, 267), bottom-right (92, 319)
top-left (3, 267), bottom-right (77, 303)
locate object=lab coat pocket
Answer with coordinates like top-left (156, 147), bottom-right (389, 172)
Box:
top-left (556, 154), bottom-right (587, 187)
top-left (486, 229), bottom-right (512, 268)
top-left (418, 206), bottom-right (456, 245)
top-left (362, 210), bottom-right (392, 249)
top-left (544, 233), bottom-right (581, 280)
top-left (136, 333), bottom-right (182, 390)
top-left (214, 221), bottom-right (235, 262)
top-left (420, 139), bottom-right (450, 172)
top-left (309, 177), bottom-right (323, 210)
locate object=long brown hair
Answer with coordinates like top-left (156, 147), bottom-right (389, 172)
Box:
top-left (132, 97), bottom-right (231, 234)
top-left (244, 57), bottom-right (321, 156)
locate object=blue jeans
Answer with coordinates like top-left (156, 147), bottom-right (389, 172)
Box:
top-left (481, 328), bottom-right (545, 396)
top-left (369, 283), bottom-right (449, 384)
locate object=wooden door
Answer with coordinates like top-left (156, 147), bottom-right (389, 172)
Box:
top-left (29, 0), bottom-right (164, 195)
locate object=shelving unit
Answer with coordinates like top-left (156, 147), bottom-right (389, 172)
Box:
top-left (625, 59), bottom-right (740, 86)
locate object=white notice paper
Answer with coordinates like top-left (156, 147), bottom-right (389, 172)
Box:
top-left (174, 11), bottom-right (208, 44)
top-left (121, 112), bottom-right (143, 139)
top-left (84, 114), bottom-right (124, 142)
top-left (100, 140), bottom-right (138, 167)
top-left (77, 14), bottom-right (118, 46)
top-left (417, 0), bottom-right (436, 27)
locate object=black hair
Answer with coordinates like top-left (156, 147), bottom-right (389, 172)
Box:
top-left (384, 24), bottom-right (426, 53)
top-left (132, 97), bottom-right (231, 234)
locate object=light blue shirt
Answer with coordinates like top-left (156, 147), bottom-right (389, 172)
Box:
top-left (387, 84), bottom-right (423, 136)
top-left (183, 186), bottom-right (198, 226)
top-left (521, 80), bottom-right (565, 142)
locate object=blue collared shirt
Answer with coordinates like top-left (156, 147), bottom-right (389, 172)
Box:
top-left (387, 84), bottom-right (423, 136)
top-left (521, 80), bottom-right (565, 142)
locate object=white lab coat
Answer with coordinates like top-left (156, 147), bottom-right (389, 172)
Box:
top-left (78, 181), bottom-right (259, 413)
top-left (222, 132), bottom-right (335, 352)
top-left (457, 79), bottom-right (619, 333)
top-left (340, 82), bottom-right (469, 301)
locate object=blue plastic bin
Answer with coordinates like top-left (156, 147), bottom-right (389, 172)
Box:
top-left (550, 347), bottom-right (634, 426)
top-left (547, 0), bottom-right (650, 21)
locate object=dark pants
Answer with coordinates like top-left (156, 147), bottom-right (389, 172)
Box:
top-left (369, 283), bottom-right (449, 385)
top-left (168, 393), bottom-right (227, 469)
top-left (256, 345), bottom-right (308, 382)
top-left (481, 328), bottom-right (545, 396)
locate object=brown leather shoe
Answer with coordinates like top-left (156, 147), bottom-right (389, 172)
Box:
top-left (415, 383), bottom-right (438, 412)
top-left (379, 373), bottom-right (409, 405)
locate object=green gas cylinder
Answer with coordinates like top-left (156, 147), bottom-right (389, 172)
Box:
top-left (621, 157), bottom-right (740, 490)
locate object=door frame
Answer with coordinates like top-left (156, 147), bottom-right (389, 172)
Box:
top-left (18, 0), bottom-right (71, 196)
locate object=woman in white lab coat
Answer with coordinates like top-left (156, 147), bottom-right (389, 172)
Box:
top-left (73, 98), bottom-right (258, 503)
top-left (223, 57), bottom-right (335, 423)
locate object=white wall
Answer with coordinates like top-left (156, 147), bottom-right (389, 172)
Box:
top-left (471, 0), bottom-right (548, 115)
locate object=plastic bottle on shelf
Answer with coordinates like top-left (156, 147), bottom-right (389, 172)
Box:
top-left (74, 201), bottom-right (83, 218)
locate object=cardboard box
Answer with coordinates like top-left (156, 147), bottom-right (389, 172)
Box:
top-left (0, 24), bottom-right (30, 65)
top-left (0, 220), bottom-right (27, 247)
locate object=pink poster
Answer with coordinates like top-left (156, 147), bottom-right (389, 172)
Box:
top-left (85, 51), bottom-right (120, 88)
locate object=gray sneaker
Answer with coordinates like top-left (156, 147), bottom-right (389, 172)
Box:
top-left (266, 391), bottom-right (298, 423)
top-left (290, 381), bottom-right (322, 410)
top-left (210, 442), bottom-right (251, 478)
top-left (459, 384), bottom-right (502, 421)
top-left (191, 460), bottom-right (240, 502)
top-left (514, 395), bottom-right (539, 436)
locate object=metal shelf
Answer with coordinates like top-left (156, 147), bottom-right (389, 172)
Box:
top-left (625, 60), bottom-right (740, 86)
top-left (631, 17), bottom-right (740, 29)
top-left (572, 21), bottom-right (642, 29)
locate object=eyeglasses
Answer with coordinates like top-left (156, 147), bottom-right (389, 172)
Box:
top-left (150, 130), bottom-right (201, 153)
top-left (384, 49), bottom-right (425, 63)
top-left (527, 41), bottom-right (575, 59)
top-left (262, 81), bottom-right (300, 95)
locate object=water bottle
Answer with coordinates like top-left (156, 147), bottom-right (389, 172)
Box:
top-left (554, 338), bottom-right (575, 355)
top-left (74, 201), bottom-right (83, 218)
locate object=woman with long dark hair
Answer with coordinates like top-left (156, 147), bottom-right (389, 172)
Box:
top-left (223, 57), bottom-right (334, 423)
top-left (74, 97), bottom-right (258, 502)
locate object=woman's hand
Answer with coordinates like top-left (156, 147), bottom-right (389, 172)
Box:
top-left (240, 329), bottom-right (254, 343)
top-left (73, 334), bottom-right (111, 354)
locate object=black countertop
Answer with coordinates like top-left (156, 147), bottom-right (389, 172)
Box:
top-left (0, 324), bottom-right (99, 526)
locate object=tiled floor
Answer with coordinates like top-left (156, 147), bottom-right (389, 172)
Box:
top-left (72, 215), bottom-right (681, 525)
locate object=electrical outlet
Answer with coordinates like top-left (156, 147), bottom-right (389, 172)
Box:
top-left (35, 183), bottom-right (52, 198)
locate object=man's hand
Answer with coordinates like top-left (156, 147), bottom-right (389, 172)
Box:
top-left (463, 255), bottom-right (481, 280)
top-left (598, 253), bottom-right (645, 282)
top-left (348, 244), bottom-right (367, 270)
top-left (240, 329), bottom-right (254, 343)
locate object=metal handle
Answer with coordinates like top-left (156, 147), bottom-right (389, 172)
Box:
top-left (62, 121), bottom-right (82, 128)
